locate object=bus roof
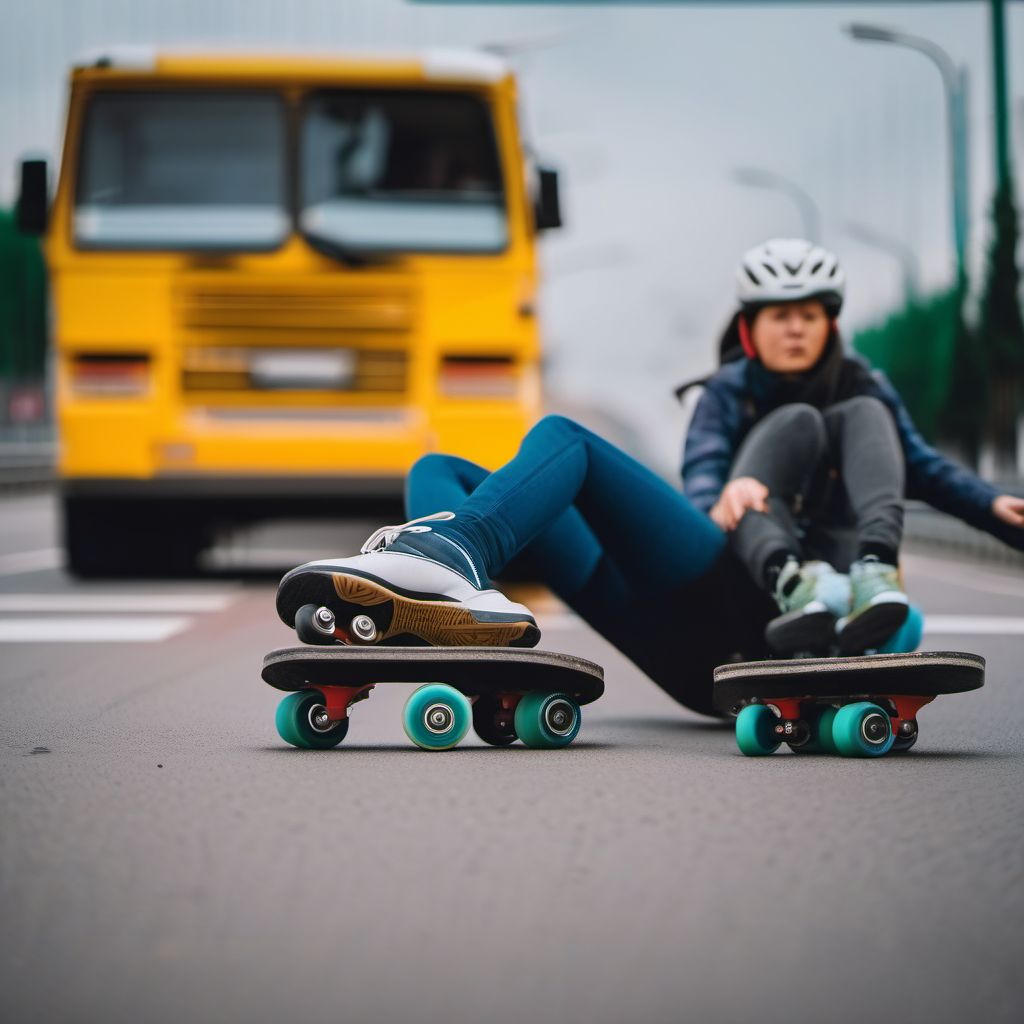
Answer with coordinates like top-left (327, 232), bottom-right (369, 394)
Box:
top-left (71, 47), bottom-right (513, 86)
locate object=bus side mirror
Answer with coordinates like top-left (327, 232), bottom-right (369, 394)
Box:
top-left (16, 158), bottom-right (49, 235)
top-left (534, 166), bottom-right (562, 232)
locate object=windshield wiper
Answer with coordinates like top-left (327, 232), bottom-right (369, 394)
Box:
top-left (301, 229), bottom-right (392, 268)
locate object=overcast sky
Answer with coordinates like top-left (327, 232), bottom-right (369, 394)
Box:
top-left (1, 1), bottom-right (1022, 470)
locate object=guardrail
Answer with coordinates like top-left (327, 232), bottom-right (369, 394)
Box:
top-left (0, 440), bottom-right (55, 489)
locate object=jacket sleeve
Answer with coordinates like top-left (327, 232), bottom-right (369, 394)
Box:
top-left (873, 374), bottom-right (1023, 550)
top-left (681, 385), bottom-right (737, 514)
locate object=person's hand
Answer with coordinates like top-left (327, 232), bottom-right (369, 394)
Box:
top-left (710, 477), bottom-right (769, 532)
top-left (993, 494), bottom-right (1024, 528)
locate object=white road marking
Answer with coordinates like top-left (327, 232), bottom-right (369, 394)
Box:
top-left (0, 616), bottom-right (190, 642)
top-left (538, 612), bottom-right (1024, 637)
top-left (905, 558), bottom-right (1024, 600)
top-left (0, 593), bottom-right (239, 613)
top-left (923, 615), bottom-right (1024, 636)
top-left (0, 548), bottom-right (62, 577)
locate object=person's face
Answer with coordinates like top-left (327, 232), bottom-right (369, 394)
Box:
top-left (750, 300), bottom-right (831, 374)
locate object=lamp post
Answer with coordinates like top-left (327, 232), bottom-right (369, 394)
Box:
top-left (732, 167), bottom-right (821, 243)
top-left (844, 23), bottom-right (969, 292)
top-left (990, 0), bottom-right (1012, 193)
top-left (845, 221), bottom-right (921, 303)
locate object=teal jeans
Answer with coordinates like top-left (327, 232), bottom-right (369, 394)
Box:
top-left (405, 415), bottom-right (774, 716)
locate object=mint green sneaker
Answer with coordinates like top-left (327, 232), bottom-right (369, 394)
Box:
top-left (765, 559), bottom-right (851, 654)
top-left (836, 556), bottom-right (909, 654)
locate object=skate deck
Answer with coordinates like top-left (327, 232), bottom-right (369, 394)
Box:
top-left (713, 650), bottom-right (984, 715)
top-left (263, 646), bottom-right (605, 704)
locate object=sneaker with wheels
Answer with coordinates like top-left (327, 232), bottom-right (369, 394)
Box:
top-left (836, 555), bottom-right (909, 655)
top-left (276, 511), bottom-right (540, 648)
top-left (764, 557), bottom-right (851, 654)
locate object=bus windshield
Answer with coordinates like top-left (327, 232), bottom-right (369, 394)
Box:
top-left (75, 92), bottom-right (288, 249)
top-left (74, 87), bottom-right (508, 255)
top-left (299, 90), bottom-right (507, 254)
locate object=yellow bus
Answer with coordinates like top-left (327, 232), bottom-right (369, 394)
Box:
top-left (17, 48), bottom-right (561, 576)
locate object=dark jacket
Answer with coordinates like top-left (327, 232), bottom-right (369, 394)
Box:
top-left (681, 353), bottom-right (1022, 551)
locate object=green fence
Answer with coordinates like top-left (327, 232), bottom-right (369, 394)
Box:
top-left (0, 207), bottom-right (47, 426)
top-left (851, 288), bottom-right (962, 443)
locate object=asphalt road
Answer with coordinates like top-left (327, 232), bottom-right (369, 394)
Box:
top-left (1, 491), bottom-right (1023, 1024)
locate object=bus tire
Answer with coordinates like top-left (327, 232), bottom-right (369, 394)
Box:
top-left (63, 497), bottom-right (208, 579)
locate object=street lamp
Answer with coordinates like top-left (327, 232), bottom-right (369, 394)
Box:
top-left (845, 23), bottom-right (969, 290)
top-left (845, 221), bottom-right (921, 303)
top-left (732, 167), bottom-right (821, 243)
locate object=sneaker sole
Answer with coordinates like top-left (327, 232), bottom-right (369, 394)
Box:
top-left (765, 607), bottom-right (837, 655)
top-left (278, 569), bottom-right (540, 649)
top-left (836, 600), bottom-right (909, 655)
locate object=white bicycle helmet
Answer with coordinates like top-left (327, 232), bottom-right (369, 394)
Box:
top-left (736, 238), bottom-right (845, 315)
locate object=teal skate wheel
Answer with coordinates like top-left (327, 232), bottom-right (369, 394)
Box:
top-left (403, 684), bottom-right (471, 751)
top-left (878, 604), bottom-right (924, 654)
top-left (735, 704), bottom-right (781, 756)
top-left (831, 701), bottom-right (894, 757)
top-left (514, 691), bottom-right (581, 749)
top-left (815, 706), bottom-right (840, 755)
top-left (275, 691), bottom-right (349, 750)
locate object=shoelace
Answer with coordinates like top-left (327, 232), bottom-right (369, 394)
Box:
top-left (359, 510), bottom-right (456, 554)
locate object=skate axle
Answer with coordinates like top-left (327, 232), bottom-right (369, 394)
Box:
top-left (350, 615), bottom-right (378, 643)
top-left (772, 717), bottom-right (811, 747)
top-left (313, 606), bottom-right (335, 633)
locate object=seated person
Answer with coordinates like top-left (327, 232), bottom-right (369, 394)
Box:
top-left (684, 237), bottom-right (1024, 654)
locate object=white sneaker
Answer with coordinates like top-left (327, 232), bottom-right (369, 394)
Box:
top-left (276, 512), bottom-right (540, 648)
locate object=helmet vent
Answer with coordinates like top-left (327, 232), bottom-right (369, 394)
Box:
top-left (736, 238), bottom-right (845, 314)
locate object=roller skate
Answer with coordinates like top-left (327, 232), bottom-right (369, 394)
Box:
top-left (714, 649), bottom-right (984, 757)
top-left (276, 512), bottom-right (540, 648)
top-left (764, 558), bottom-right (851, 655)
top-left (836, 555), bottom-right (909, 655)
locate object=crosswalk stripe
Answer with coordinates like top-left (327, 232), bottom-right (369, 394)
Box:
top-left (923, 615), bottom-right (1024, 635)
top-left (0, 593), bottom-right (238, 613)
top-left (0, 548), bottom-right (62, 577)
top-left (0, 616), bottom-right (190, 642)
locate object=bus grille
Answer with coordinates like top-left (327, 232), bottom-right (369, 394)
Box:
top-left (176, 280), bottom-right (413, 398)
top-left (177, 282), bottom-right (414, 332)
